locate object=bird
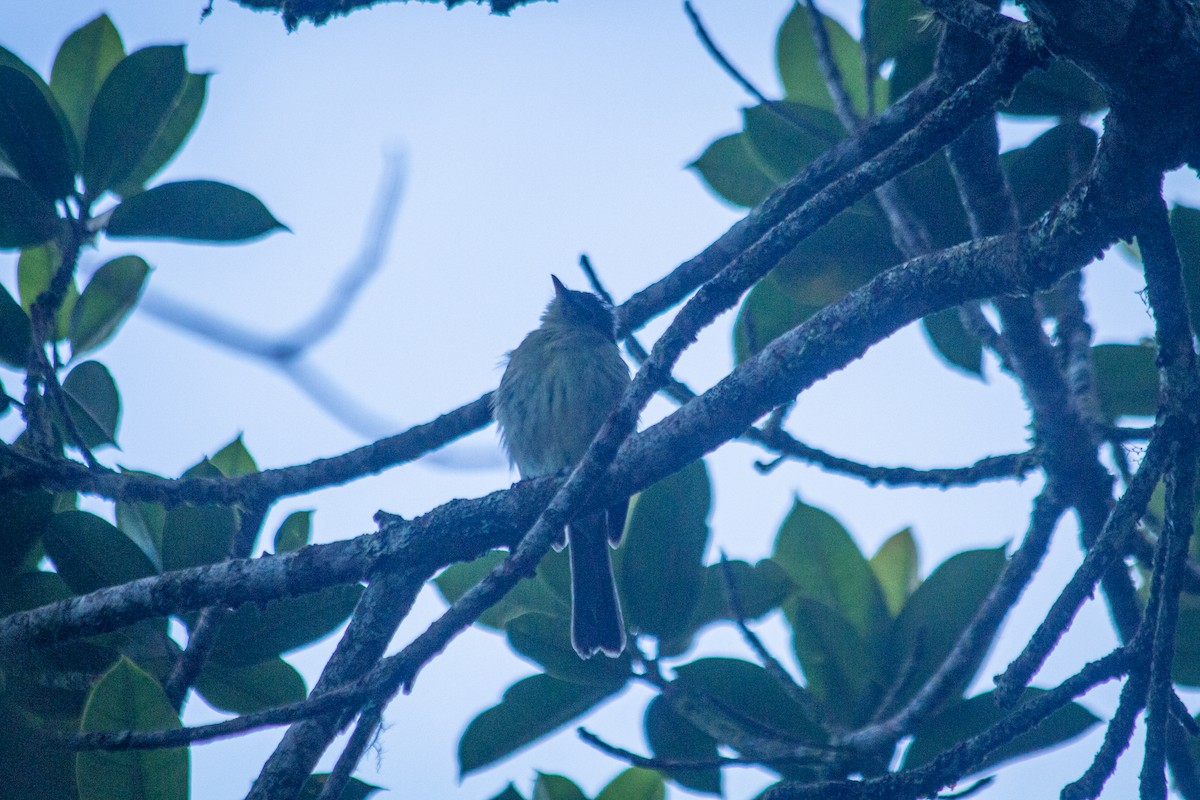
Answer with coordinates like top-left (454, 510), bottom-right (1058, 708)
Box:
top-left (493, 275), bottom-right (631, 658)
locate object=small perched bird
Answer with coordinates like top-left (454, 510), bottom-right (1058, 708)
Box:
top-left (493, 275), bottom-right (631, 658)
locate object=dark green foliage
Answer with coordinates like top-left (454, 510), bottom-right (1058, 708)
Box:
top-left (454, 474), bottom-right (1098, 790)
top-left (81, 46), bottom-right (188, 198)
top-left (644, 695), bottom-right (722, 795)
top-left (0, 176), bottom-right (59, 248)
top-left (1092, 343), bottom-right (1158, 420)
top-left (458, 674), bottom-right (624, 776)
top-left (69, 255), bottom-right (149, 356)
top-left (61, 360), bottom-right (121, 448)
top-left (615, 460), bottom-right (711, 640)
top-left (904, 688), bottom-right (1099, 773)
top-left (107, 180), bottom-right (288, 242)
top-left (298, 774), bottom-right (383, 800)
top-left (0, 280), bottom-right (31, 365)
top-left (0, 18), bottom-right (296, 799)
top-left (77, 658), bottom-right (188, 800)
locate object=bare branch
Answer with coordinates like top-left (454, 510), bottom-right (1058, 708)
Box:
top-left (768, 649), bottom-right (1128, 799)
top-left (683, 1), bottom-right (771, 106)
top-left (163, 501), bottom-right (270, 709)
top-left (0, 392), bottom-right (494, 505)
top-left (843, 489), bottom-right (1067, 753)
top-left (718, 553), bottom-right (828, 729)
top-left (995, 432), bottom-right (1168, 703)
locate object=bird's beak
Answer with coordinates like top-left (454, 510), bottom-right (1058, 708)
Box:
top-left (551, 274), bottom-right (568, 299)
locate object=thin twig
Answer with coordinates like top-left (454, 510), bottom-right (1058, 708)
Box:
top-left (769, 649), bottom-right (1128, 800)
top-left (682, 1), bottom-right (771, 105)
top-left (804, 0), bottom-right (863, 132)
top-left (843, 489), bottom-right (1066, 752)
top-left (317, 703), bottom-right (384, 800)
top-left (995, 433), bottom-right (1169, 703)
top-left (578, 726), bottom-right (779, 770)
top-left (163, 501), bottom-right (270, 709)
top-left (717, 552), bottom-right (827, 729)
top-left (752, 425), bottom-right (1038, 487)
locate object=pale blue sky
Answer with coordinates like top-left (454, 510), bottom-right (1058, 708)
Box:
top-left (0, 1), bottom-right (1185, 797)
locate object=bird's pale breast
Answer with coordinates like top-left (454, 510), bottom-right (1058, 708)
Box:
top-left (494, 326), bottom-right (630, 479)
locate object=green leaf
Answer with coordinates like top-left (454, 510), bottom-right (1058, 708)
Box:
top-left (0, 176), bottom-right (58, 248)
top-left (298, 775), bottom-right (383, 800)
top-left (1171, 592), bottom-right (1200, 686)
top-left (866, 0), bottom-right (934, 65)
top-left (0, 66), bottom-right (76, 200)
top-left (115, 480), bottom-right (166, 570)
top-left (273, 510), bottom-right (312, 553)
top-left (50, 14), bottom-right (125, 146)
top-left (61, 359), bottom-right (121, 448)
top-left (0, 489), bottom-right (54, 577)
top-left (43, 510), bottom-right (157, 594)
top-left (742, 102), bottom-right (843, 184)
top-left (0, 697), bottom-right (80, 799)
top-left (18, 242), bottom-right (77, 340)
top-left (459, 673), bottom-right (622, 776)
top-left (892, 154), bottom-right (971, 249)
top-left (683, 558), bottom-right (793, 640)
top-left (0, 569), bottom-right (72, 616)
top-left (77, 658), bottom-right (188, 800)
top-left (113, 618), bottom-right (179, 683)
top-left (644, 695), bottom-right (721, 795)
top-left (1003, 60), bottom-right (1107, 118)
top-left (1092, 343), bottom-right (1158, 420)
top-left (595, 768), bottom-right (665, 800)
top-left (210, 434), bottom-right (259, 476)
top-left (113, 73), bottom-right (208, 197)
top-left (435, 550), bottom-right (568, 630)
top-left (771, 197), bottom-right (900, 306)
top-left (689, 132), bottom-right (778, 209)
top-left (776, 6), bottom-right (883, 115)
top-left (506, 612), bottom-right (631, 687)
top-left (904, 688), bottom-right (1099, 773)
top-left (616, 460), bottom-right (711, 640)
top-left (0, 280), bottom-right (31, 367)
top-left (487, 784), bottom-right (527, 800)
top-left (69, 255), bottom-right (149, 356)
top-left (772, 496), bottom-right (889, 641)
top-left (672, 657), bottom-right (824, 744)
top-left (106, 180), bottom-right (288, 242)
top-left (0, 45), bottom-right (80, 173)
top-left (1002, 122), bottom-right (1098, 225)
top-left (1168, 206), bottom-right (1200, 337)
top-left (869, 528), bottom-right (919, 617)
top-left (887, 24), bottom-right (937, 104)
top-left (533, 773), bottom-right (588, 800)
top-left (161, 502), bottom-right (236, 571)
top-left (921, 308), bottom-right (984, 377)
top-left (194, 657), bottom-right (306, 714)
top-left (82, 45), bottom-right (187, 198)
top-left (734, 275), bottom-right (821, 364)
top-left (788, 597), bottom-right (881, 725)
top-left (206, 583), bottom-right (364, 666)
top-left (885, 547), bottom-right (1008, 707)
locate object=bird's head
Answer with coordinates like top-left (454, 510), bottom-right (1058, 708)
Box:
top-left (541, 275), bottom-right (618, 342)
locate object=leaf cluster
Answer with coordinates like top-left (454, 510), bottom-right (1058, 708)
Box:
top-left (441, 471), bottom-right (1097, 794)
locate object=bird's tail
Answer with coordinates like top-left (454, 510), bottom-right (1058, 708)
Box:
top-left (568, 512), bottom-right (625, 658)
